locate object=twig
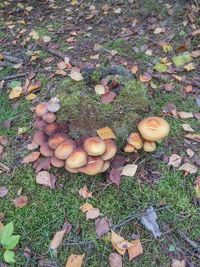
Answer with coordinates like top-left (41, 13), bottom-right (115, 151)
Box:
top-left (178, 230), bottom-right (200, 253)
top-left (0, 72), bottom-right (28, 80)
top-left (0, 162), bottom-right (10, 172)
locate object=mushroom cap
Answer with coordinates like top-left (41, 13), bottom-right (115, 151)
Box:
top-left (79, 156), bottom-right (103, 175)
top-left (48, 133), bottom-right (69, 149)
top-left (42, 112), bottom-right (56, 123)
top-left (50, 156), bottom-right (65, 168)
top-left (84, 137), bottom-right (106, 156)
top-left (35, 102), bottom-right (49, 117)
top-left (40, 142), bottom-right (54, 157)
top-left (33, 130), bottom-right (48, 145)
top-left (124, 144), bottom-right (137, 153)
top-left (127, 133), bottom-right (143, 149)
top-left (44, 122), bottom-right (59, 136)
top-left (55, 139), bottom-right (76, 160)
top-left (101, 139), bottom-right (117, 160)
top-left (138, 117), bottom-right (170, 141)
top-left (65, 148), bottom-right (87, 169)
top-left (65, 165), bottom-right (79, 173)
top-left (34, 118), bottom-right (47, 131)
top-left (100, 160), bottom-right (110, 173)
top-left (143, 140), bottom-right (156, 152)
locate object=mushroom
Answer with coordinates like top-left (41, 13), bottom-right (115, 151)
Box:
top-left (48, 133), bottom-right (69, 149)
top-left (33, 118), bottom-right (47, 131)
top-left (84, 137), bottom-right (106, 156)
top-left (124, 144), bottom-right (137, 153)
top-left (65, 165), bottom-right (79, 173)
top-left (127, 133), bottom-right (143, 149)
top-left (42, 112), bottom-right (56, 123)
top-left (143, 140), bottom-right (156, 152)
top-left (44, 122), bottom-right (58, 136)
top-left (40, 143), bottom-right (54, 157)
top-left (33, 130), bottom-right (48, 145)
top-left (138, 117), bottom-right (170, 141)
top-left (50, 156), bottom-right (65, 168)
top-left (79, 156), bottom-right (103, 175)
top-left (65, 148), bottom-right (87, 169)
top-left (55, 139), bottom-right (76, 160)
top-left (35, 102), bottom-right (49, 117)
top-left (100, 160), bottom-right (110, 173)
top-left (101, 139), bottom-right (117, 160)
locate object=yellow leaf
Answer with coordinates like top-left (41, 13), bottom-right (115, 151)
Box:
top-left (128, 240), bottom-right (143, 261)
top-left (17, 20), bottom-right (26, 25)
top-left (121, 164), bottom-right (138, 177)
top-left (50, 229), bottom-right (66, 249)
top-left (80, 203), bottom-right (93, 213)
top-left (111, 231), bottom-right (133, 255)
top-left (172, 74), bottom-right (182, 82)
top-left (182, 123), bottom-right (195, 132)
top-left (69, 69), bottom-right (83, 81)
top-left (97, 127), bottom-right (116, 139)
top-left (25, 93), bottom-right (37, 100)
top-left (163, 44), bottom-right (172, 52)
top-left (65, 254), bottom-right (85, 267)
top-left (9, 86), bottom-right (22, 99)
top-left (29, 30), bottom-right (39, 40)
top-left (183, 62), bottom-right (196, 71)
top-left (95, 84), bottom-right (106, 95)
top-left (71, 0), bottom-right (78, 5)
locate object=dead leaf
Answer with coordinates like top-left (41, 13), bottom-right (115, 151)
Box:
top-left (172, 74), bottom-right (183, 82)
top-left (0, 186), bottom-right (8, 198)
top-left (55, 69), bottom-right (67, 76)
top-left (128, 239), bottom-right (143, 261)
top-left (111, 231), bottom-right (133, 255)
top-left (80, 203), bottom-right (93, 213)
top-left (139, 73), bottom-right (152, 83)
top-left (186, 149), bottom-right (194, 158)
top-left (9, 86), bottom-right (23, 99)
top-left (12, 195), bottom-right (28, 208)
top-left (178, 163), bottom-right (198, 174)
top-left (101, 91), bottom-right (116, 104)
top-left (62, 220), bottom-right (72, 235)
top-left (122, 164), bottom-right (138, 177)
top-left (65, 254), bottom-right (85, 267)
top-left (182, 123), bottom-right (195, 132)
top-left (184, 62), bottom-right (196, 71)
top-left (34, 157), bottom-right (51, 172)
top-left (26, 140), bottom-right (39, 150)
top-left (171, 259), bottom-right (186, 267)
top-left (22, 151), bottom-right (40, 163)
top-left (178, 112), bottom-right (194, 119)
top-left (109, 169), bottom-right (122, 186)
top-left (111, 155), bottom-right (126, 168)
top-left (97, 127), bottom-right (116, 139)
top-left (109, 253), bottom-right (122, 267)
top-left (57, 61), bottom-right (67, 70)
top-left (154, 27), bottom-right (165, 34)
top-left (95, 217), bottom-right (110, 237)
top-left (191, 50), bottom-right (200, 58)
top-left (69, 68), bottom-right (83, 81)
top-left (25, 93), bottom-right (37, 100)
top-left (130, 65), bottom-right (138, 74)
top-left (50, 229), bottom-right (66, 249)
top-left (184, 85), bottom-right (193, 93)
top-left (95, 84), bottom-right (106, 95)
top-left (168, 154), bottom-right (182, 168)
top-left (0, 136), bottom-right (8, 146)
top-left (27, 81), bottom-right (41, 93)
top-left (78, 186), bottom-right (93, 199)
top-left (86, 208), bottom-right (100, 220)
top-left (36, 171), bottom-right (57, 188)
top-left (192, 29), bottom-right (200, 36)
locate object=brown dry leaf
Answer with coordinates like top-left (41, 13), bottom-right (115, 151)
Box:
top-left (86, 208), bottom-right (100, 220)
top-left (128, 239), bottom-right (143, 261)
top-left (55, 69), bottom-right (67, 76)
top-left (12, 195), bottom-right (28, 208)
top-left (178, 163), bottom-right (198, 174)
top-left (172, 74), bottom-right (183, 82)
top-left (69, 68), bottom-right (83, 81)
top-left (50, 229), bottom-right (66, 249)
top-left (22, 151), bottom-right (40, 163)
top-left (109, 253), bottom-right (122, 267)
top-left (65, 254), bottom-right (85, 267)
top-left (109, 169), bottom-right (122, 186)
top-left (130, 65), bottom-right (138, 74)
top-left (34, 157), bottom-right (51, 172)
top-left (9, 86), bottom-right (23, 99)
top-left (171, 259), bottom-right (186, 267)
top-left (97, 127), bottom-right (116, 139)
top-left (0, 186), bottom-right (8, 198)
top-left (139, 73), bottom-right (151, 83)
top-left (78, 186), bottom-right (93, 199)
top-left (90, 54), bottom-right (99, 59)
top-left (192, 29), bottom-right (200, 36)
top-left (186, 148), bottom-right (194, 158)
top-left (182, 123), bottom-right (195, 132)
top-left (111, 231), bottom-right (133, 255)
top-left (80, 203), bottom-right (94, 213)
top-left (36, 171), bottom-right (52, 187)
top-left (95, 84), bottom-right (106, 95)
top-left (57, 61), bottom-right (67, 70)
top-left (95, 217), bottom-right (110, 237)
top-left (184, 85), bottom-right (193, 93)
top-left (183, 62), bottom-right (196, 71)
top-left (183, 134), bottom-right (200, 140)
top-left (27, 81), bottom-right (41, 93)
top-left (66, 37), bottom-right (76, 43)
top-left (178, 112), bottom-right (194, 118)
top-left (191, 50), bottom-right (200, 58)
top-left (101, 91), bottom-right (116, 104)
top-left (122, 164), bottom-right (138, 177)
top-left (0, 136), bottom-right (8, 146)
top-left (26, 140), bottom-right (39, 150)
top-left (168, 154), bottom-right (182, 168)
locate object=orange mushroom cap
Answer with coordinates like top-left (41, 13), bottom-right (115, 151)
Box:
top-left (100, 160), bottom-right (111, 173)
top-left (34, 118), bottom-right (47, 131)
top-left (127, 132), bottom-right (143, 149)
top-left (42, 112), bottom-right (56, 123)
top-left (124, 144), bottom-right (137, 153)
top-left (50, 156), bottom-right (65, 168)
top-left (48, 133), bottom-right (69, 149)
top-left (35, 102), bottom-right (49, 117)
top-left (55, 139), bottom-right (76, 160)
top-left (33, 130), bottom-right (48, 145)
top-left (143, 140), bottom-right (156, 152)
top-left (65, 148), bottom-right (87, 169)
top-left (79, 156), bottom-right (103, 175)
top-left (44, 122), bottom-right (58, 136)
top-left (40, 142), bottom-right (54, 157)
top-left (101, 139), bottom-right (117, 160)
top-left (65, 165), bottom-right (79, 173)
top-left (84, 137), bottom-right (106, 156)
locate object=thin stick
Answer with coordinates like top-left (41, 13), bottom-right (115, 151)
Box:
top-left (0, 162), bottom-right (10, 172)
top-left (0, 72), bottom-right (28, 80)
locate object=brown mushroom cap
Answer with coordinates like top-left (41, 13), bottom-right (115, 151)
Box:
top-left (42, 112), bottom-right (56, 123)
top-left (35, 102), bottom-right (49, 117)
top-left (48, 133), bottom-right (69, 149)
top-left (138, 117), bottom-right (170, 141)
top-left (55, 139), bottom-right (76, 160)
top-left (44, 122), bottom-right (59, 136)
top-left (84, 137), bottom-right (106, 156)
top-left (65, 165), bottom-right (79, 173)
top-left (50, 156), bottom-right (65, 168)
top-left (143, 140), bottom-right (156, 152)
top-left (33, 130), bottom-right (48, 145)
top-left (124, 144), bottom-right (137, 153)
top-left (100, 160), bottom-right (111, 173)
top-left (127, 133), bottom-right (143, 149)
top-left (33, 118), bottom-right (47, 131)
top-left (101, 139), bottom-right (117, 161)
top-left (65, 148), bottom-right (87, 169)
top-left (79, 156), bottom-right (103, 175)
top-left (40, 143), bottom-right (54, 157)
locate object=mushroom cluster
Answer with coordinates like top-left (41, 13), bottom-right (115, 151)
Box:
top-left (124, 117), bottom-right (170, 153)
top-left (33, 102), bottom-right (117, 175)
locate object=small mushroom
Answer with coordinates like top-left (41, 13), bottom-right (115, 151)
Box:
top-left (65, 148), bottom-right (87, 169)
top-left (42, 112), bottom-right (56, 123)
top-left (127, 133), bottom-right (143, 149)
top-left (124, 144), bottom-right (137, 153)
top-left (33, 130), bottom-right (48, 145)
top-left (79, 156), bottom-right (103, 175)
top-left (40, 143), bottom-right (54, 157)
top-left (138, 117), bottom-right (170, 141)
top-left (44, 122), bottom-right (58, 136)
top-left (143, 140), bottom-right (156, 152)
top-left (65, 165), bottom-right (79, 173)
top-left (101, 139), bottom-right (117, 160)
top-left (35, 102), bottom-right (49, 117)
top-left (100, 160), bottom-right (111, 173)
top-left (50, 156), bottom-right (65, 168)
top-left (55, 139), bottom-right (76, 160)
top-left (33, 118), bottom-right (47, 131)
top-left (84, 137), bottom-right (106, 156)
top-left (48, 133), bottom-right (69, 149)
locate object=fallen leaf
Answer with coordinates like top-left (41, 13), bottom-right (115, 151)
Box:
top-left (43, 36), bottom-right (51, 43)
top-left (95, 84), bottom-right (106, 95)
top-left (57, 61), bottom-right (67, 70)
top-left (86, 208), bottom-right (100, 220)
top-left (27, 81), bottom-right (41, 93)
top-left (154, 27), bottom-right (165, 34)
top-left (172, 74), bottom-right (183, 82)
top-left (0, 136), bottom-right (8, 146)
top-left (111, 155), bottom-right (126, 168)
top-left (130, 65), bottom-right (138, 74)
top-left (163, 44), bottom-right (172, 52)
top-left (78, 186), bottom-right (93, 199)
top-left (95, 217), bottom-right (110, 237)
top-left (139, 73), bottom-right (151, 83)
top-left (109, 169), bottom-right (122, 186)
top-left (178, 112), bottom-right (194, 118)
top-left (192, 29), bottom-right (200, 36)
top-left (62, 220), bottom-right (72, 235)
top-left (97, 127), bottom-right (116, 139)
top-left (9, 86), bottom-right (22, 99)
top-left (128, 239), bottom-right (143, 261)
top-left (0, 186), bottom-right (8, 198)
top-left (191, 50), bottom-right (200, 58)
top-left (183, 62), bottom-right (196, 71)
top-left (111, 231), bottom-right (133, 255)
top-left (162, 83), bottom-right (174, 91)
top-left (12, 195), bottom-right (28, 208)
top-left (122, 164), bottom-right (138, 177)
top-left (101, 91), bottom-right (116, 104)
top-left (55, 69), bottom-right (67, 76)
top-left (80, 203), bottom-right (93, 213)
top-left (168, 154), bottom-right (182, 168)
top-left (90, 54), bottom-right (99, 59)
top-left (171, 259), bottom-right (186, 267)
top-left (186, 148), bottom-right (194, 158)
top-left (178, 163), bottom-right (198, 174)
top-left (141, 207), bottom-right (162, 238)
top-left (25, 93), bottom-right (37, 100)
top-left (183, 134), bottom-right (200, 140)
top-left (109, 253), bottom-right (122, 267)
top-left (69, 69), bottom-right (83, 81)
top-left (150, 81), bottom-right (158, 89)
top-left (22, 151), bottom-right (40, 163)
top-left (154, 63), bottom-right (167, 72)
top-left (36, 171), bottom-right (57, 188)
top-left (182, 123), bottom-right (195, 132)
top-left (184, 85), bottom-right (193, 93)
top-left (50, 229), bottom-right (66, 249)
top-left (29, 30), bottom-right (39, 40)
top-left (172, 52), bottom-right (192, 67)
top-left (65, 254), bottom-right (85, 267)
top-left (34, 157), bottom-right (51, 172)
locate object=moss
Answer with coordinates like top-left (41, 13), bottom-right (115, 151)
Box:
top-left (0, 67), bottom-right (15, 78)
